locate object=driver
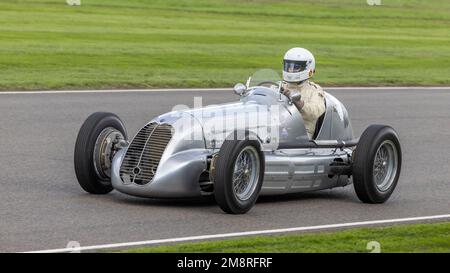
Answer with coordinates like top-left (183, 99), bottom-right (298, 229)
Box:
top-left (281, 47), bottom-right (326, 139)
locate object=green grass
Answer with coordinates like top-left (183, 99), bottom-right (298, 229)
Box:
top-left (1, 0), bottom-right (450, 90)
top-left (124, 222), bottom-right (450, 253)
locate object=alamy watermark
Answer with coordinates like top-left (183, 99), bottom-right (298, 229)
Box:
top-left (62, 239), bottom-right (382, 253)
top-left (66, 241), bottom-right (81, 253)
top-left (366, 241), bottom-right (381, 253)
top-left (66, 0), bottom-right (81, 6)
top-left (366, 0), bottom-right (382, 6)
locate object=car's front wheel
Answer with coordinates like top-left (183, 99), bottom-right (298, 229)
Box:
top-left (352, 124), bottom-right (402, 203)
top-left (214, 138), bottom-right (265, 214)
top-left (74, 112), bottom-right (127, 194)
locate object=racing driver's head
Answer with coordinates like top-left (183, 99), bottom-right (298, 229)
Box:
top-left (282, 47), bottom-right (316, 83)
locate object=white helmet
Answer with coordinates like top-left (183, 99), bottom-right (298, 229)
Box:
top-left (282, 47), bottom-right (316, 83)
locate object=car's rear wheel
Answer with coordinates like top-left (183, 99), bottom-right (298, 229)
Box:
top-left (214, 138), bottom-right (265, 214)
top-left (74, 112), bottom-right (127, 194)
top-left (352, 124), bottom-right (402, 203)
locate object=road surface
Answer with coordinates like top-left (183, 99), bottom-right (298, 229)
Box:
top-left (0, 87), bottom-right (449, 252)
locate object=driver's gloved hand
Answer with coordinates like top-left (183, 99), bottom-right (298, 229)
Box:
top-left (294, 99), bottom-right (305, 110)
top-left (281, 88), bottom-right (291, 97)
top-left (281, 83), bottom-right (292, 97)
top-left (279, 82), bottom-right (285, 93)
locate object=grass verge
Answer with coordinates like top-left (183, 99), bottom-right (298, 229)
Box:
top-left (123, 222), bottom-right (450, 253)
top-left (1, 0), bottom-right (450, 90)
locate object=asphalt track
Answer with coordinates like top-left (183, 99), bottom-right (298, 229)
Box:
top-left (0, 87), bottom-right (449, 252)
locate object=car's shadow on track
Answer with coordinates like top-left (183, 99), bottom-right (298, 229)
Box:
top-left (107, 188), bottom-right (356, 210)
top-left (110, 193), bottom-right (217, 208)
top-left (256, 189), bottom-right (356, 204)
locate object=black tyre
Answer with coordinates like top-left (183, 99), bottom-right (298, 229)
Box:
top-left (74, 112), bottom-right (127, 194)
top-left (353, 124), bottom-right (402, 203)
top-left (214, 138), bottom-right (265, 214)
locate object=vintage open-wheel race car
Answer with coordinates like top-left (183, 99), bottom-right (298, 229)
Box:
top-left (74, 73), bottom-right (402, 214)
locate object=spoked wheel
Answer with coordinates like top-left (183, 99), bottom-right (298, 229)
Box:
top-left (214, 137), bottom-right (265, 214)
top-left (372, 140), bottom-right (399, 192)
top-left (233, 146), bottom-right (261, 202)
top-left (353, 125), bottom-right (402, 203)
top-left (74, 112), bottom-right (127, 194)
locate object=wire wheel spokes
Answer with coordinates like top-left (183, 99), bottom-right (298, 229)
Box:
top-left (372, 140), bottom-right (398, 192)
top-left (232, 146), bottom-right (260, 201)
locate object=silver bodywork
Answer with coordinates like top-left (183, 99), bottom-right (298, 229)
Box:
top-left (111, 86), bottom-right (354, 198)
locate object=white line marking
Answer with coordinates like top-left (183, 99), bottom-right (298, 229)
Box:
top-left (1, 86), bottom-right (450, 95)
top-left (328, 86), bottom-right (450, 90)
top-left (24, 214), bottom-right (450, 253)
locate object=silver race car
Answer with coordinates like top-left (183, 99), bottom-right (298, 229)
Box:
top-left (74, 74), bottom-right (402, 214)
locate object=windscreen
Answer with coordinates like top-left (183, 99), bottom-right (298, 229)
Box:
top-left (248, 69), bottom-right (281, 88)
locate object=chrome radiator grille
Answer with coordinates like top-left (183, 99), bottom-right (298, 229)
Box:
top-left (120, 123), bottom-right (173, 185)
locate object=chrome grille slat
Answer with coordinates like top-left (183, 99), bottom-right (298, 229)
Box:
top-left (119, 123), bottom-right (173, 185)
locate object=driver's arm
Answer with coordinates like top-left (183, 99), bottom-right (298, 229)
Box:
top-left (299, 87), bottom-right (326, 122)
top-left (281, 82), bottom-right (325, 121)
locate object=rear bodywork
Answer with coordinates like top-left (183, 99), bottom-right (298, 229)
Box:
top-left (111, 86), bottom-right (354, 198)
